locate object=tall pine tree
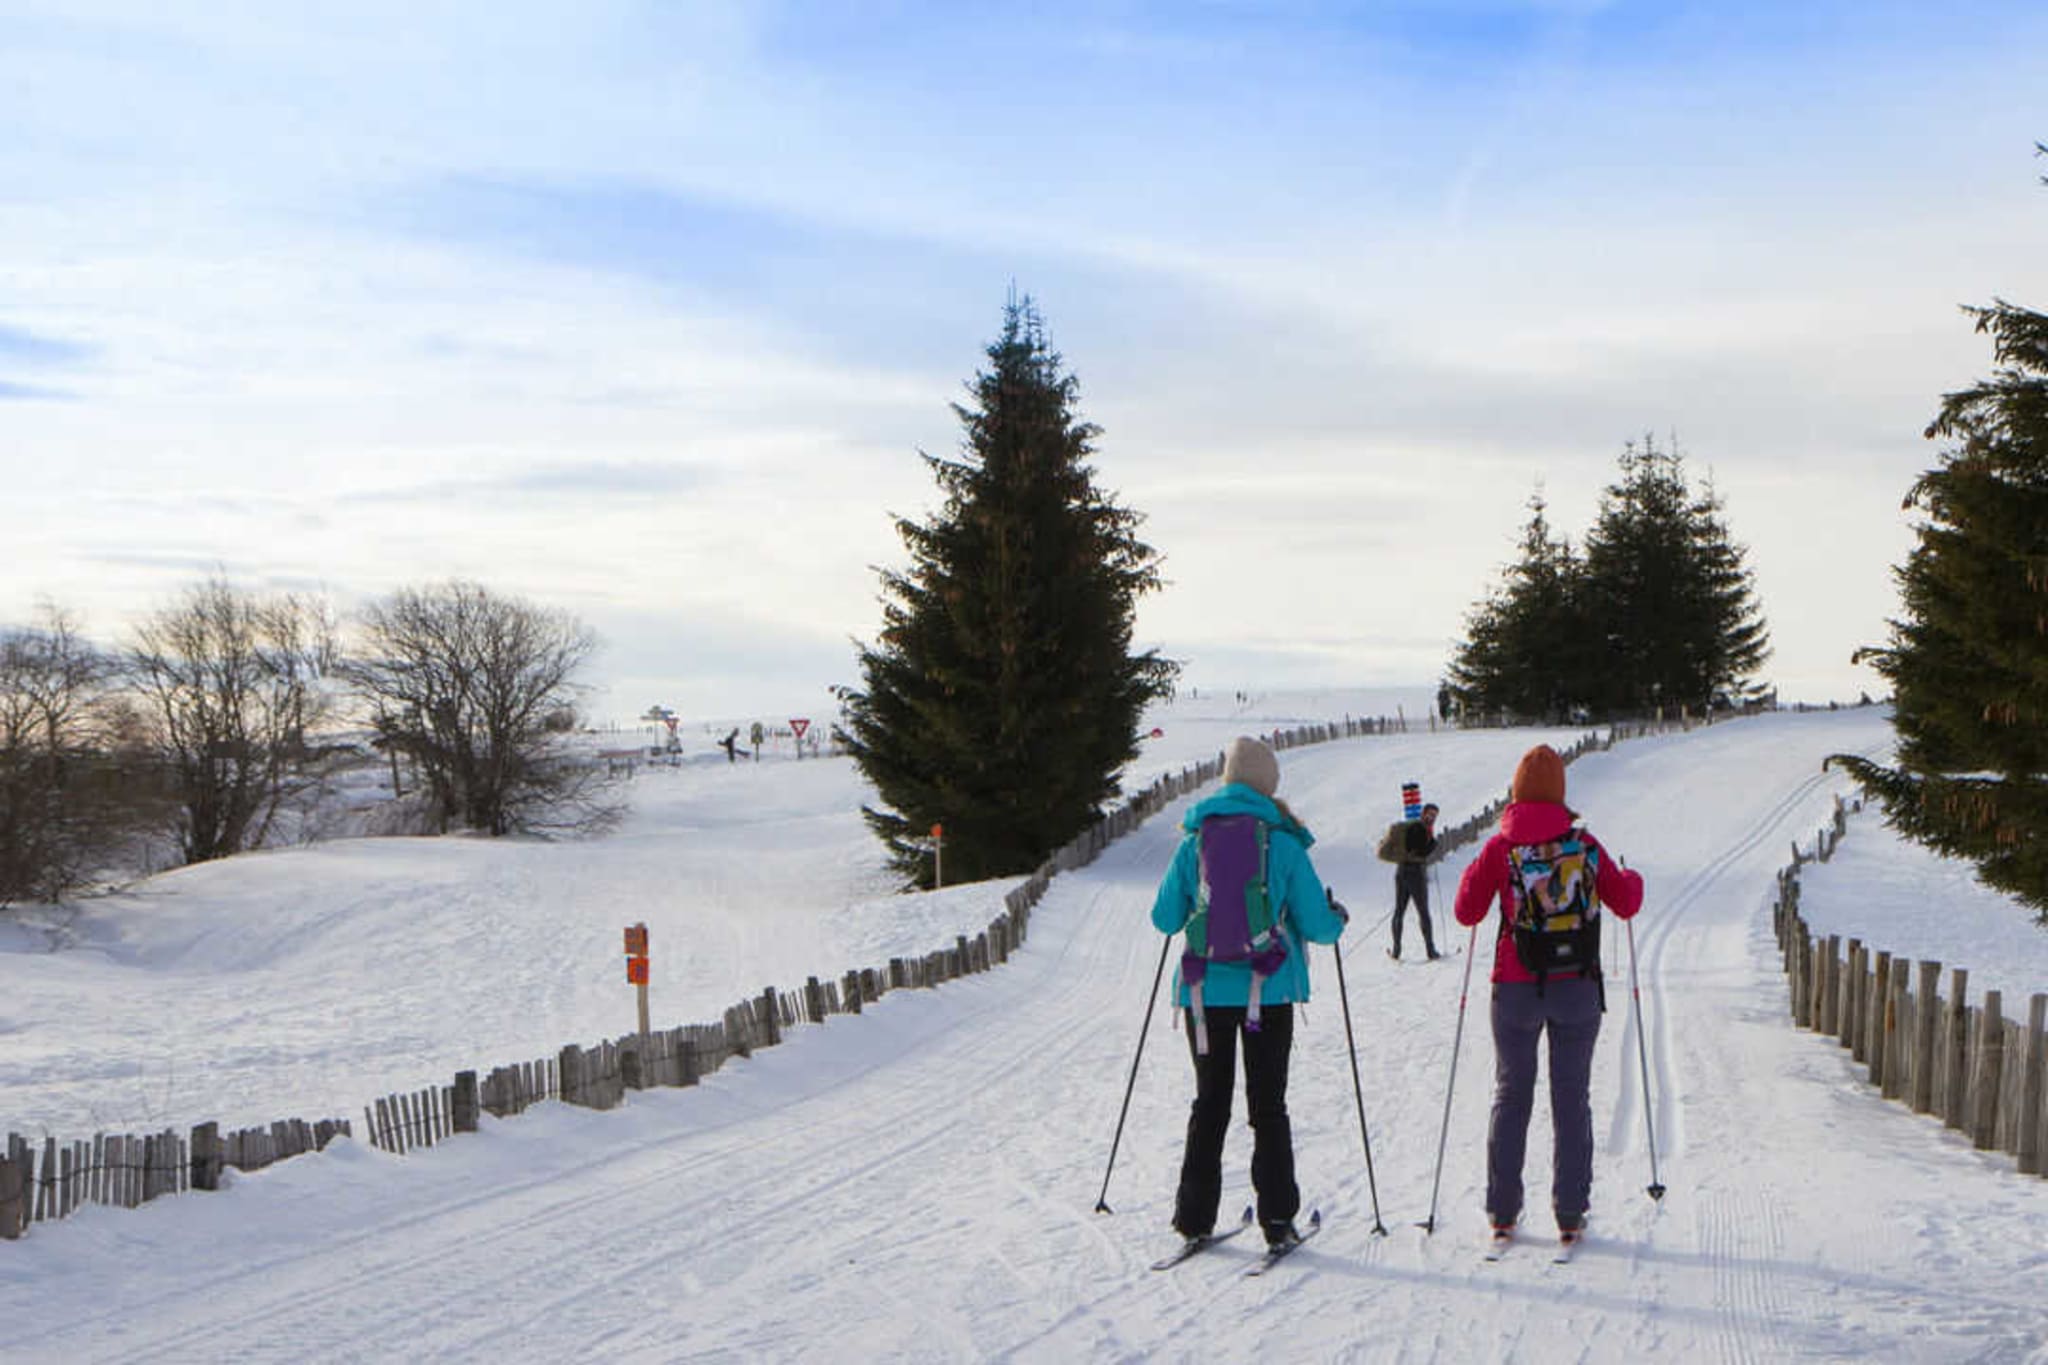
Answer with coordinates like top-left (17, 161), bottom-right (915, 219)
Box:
top-left (1447, 490), bottom-right (1590, 722)
top-left (837, 298), bottom-right (1177, 886)
top-left (1448, 446), bottom-right (1767, 723)
top-left (1582, 436), bottom-right (1769, 715)
top-left (1833, 301), bottom-right (2048, 919)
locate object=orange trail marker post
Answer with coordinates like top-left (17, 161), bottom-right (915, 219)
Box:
top-left (931, 823), bottom-right (944, 891)
top-left (624, 923), bottom-right (650, 1037)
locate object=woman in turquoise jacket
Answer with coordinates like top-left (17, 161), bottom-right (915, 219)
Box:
top-left (1151, 736), bottom-right (1347, 1250)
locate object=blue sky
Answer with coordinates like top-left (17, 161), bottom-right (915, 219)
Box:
top-left (3, 1), bottom-right (2044, 722)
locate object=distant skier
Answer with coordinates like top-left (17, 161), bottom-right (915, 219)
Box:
top-left (1387, 801), bottom-right (1441, 961)
top-left (719, 727), bottom-right (742, 763)
top-left (1453, 744), bottom-right (1642, 1249)
top-left (1151, 736), bottom-right (1348, 1253)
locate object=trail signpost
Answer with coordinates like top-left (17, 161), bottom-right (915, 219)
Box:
top-left (624, 922), bottom-right (650, 1037)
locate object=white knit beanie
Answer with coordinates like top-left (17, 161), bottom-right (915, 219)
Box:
top-left (1222, 736), bottom-right (1280, 797)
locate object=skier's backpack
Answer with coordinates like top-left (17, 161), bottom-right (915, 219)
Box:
top-left (1375, 820), bottom-right (1407, 864)
top-left (1181, 813), bottom-right (1289, 1055)
top-left (1505, 829), bottom-right (1604, 1000)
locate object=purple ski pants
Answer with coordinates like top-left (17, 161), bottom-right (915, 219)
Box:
top-left (1486, 977), bottom-right (1602, 1229)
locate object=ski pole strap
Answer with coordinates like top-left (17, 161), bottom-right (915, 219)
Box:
top-left (1187, 977), bottom-right (1211, 1056)
top-left (1246, 973), bottom-right (1265, 1034)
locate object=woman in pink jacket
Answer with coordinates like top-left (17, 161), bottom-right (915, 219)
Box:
top-left (1453, 744), bottom-right (1643, 1248)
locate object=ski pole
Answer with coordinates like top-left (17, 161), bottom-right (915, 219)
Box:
top-left (1430, 864), bottom-right (1444, 955)
top-left (1330, 925), bottom-right (1388, 1236)
top-left (1095, 934), bottom-right (1173, 1214)
top-left (1626, 917), bottom-right (1667, 1201)
top-left (1418, 919), bottom-right (1481, 1235)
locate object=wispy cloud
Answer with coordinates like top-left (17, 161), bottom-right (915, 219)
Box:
top-left (0, 380), bottom-right (78, 401)
top-left (0, 324), bottom-right (95, 366)
top-left (340, 461), bottom-right (717, 507)
top-left (0, 324), bottom-right (93, 399)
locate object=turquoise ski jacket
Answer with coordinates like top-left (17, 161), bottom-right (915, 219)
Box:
top-left (1150, 783), bottom-right (1346, 1007)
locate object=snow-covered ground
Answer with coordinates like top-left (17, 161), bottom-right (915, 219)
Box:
top-left (4, 697), bottom-right (2046, 1363)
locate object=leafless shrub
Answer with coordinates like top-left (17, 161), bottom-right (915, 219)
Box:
top-left (343, 581), bottom-right (620, 837)
top-left (127, 576), bottom-right (340, 865)
top-left (0, 604), bottom-right (162, 904)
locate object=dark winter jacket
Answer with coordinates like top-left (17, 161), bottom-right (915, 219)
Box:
top-left (1399, 820), bottom-right (1439, 867)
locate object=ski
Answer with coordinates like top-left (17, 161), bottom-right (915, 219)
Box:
top-left (1245, 1208), bottom-right (1323, 1277)
top-left (1149, 1206), bottom-right (1253, 1271)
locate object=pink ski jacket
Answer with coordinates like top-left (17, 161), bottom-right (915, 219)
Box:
top-left (1453, 800), bottom-right (1644, 985)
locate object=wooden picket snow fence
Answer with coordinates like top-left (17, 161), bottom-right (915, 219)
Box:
top-left (0, 1118), bottom-right (352, 1240)
top-left (5, 707), bottom-right (1580, 1242)
top-left (1774, 795), bottom-right (2048, 1180)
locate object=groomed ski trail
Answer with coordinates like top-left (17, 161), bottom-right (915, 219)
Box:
top-left (7, 712), bottom-right (2045, 1363)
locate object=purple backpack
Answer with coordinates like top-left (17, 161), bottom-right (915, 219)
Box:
top-left (1181, 814), bottom-right (1288, 1054)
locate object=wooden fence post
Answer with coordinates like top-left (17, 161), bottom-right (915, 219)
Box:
top-left (1913, 962), bottom-right (1941, 1115)
top-left (1974, 990), bottom-right (2004, 1151)
top-left (1883, 964), bottom-right (1909, 1102)
top-left (190, 1121), bottom-right (223, 1191)
top-left (1842, 940), bottom-right (1863, 1052)
top-left (452, 1071), bottom-right (479, 1133)
top-left (621, 1041), bottom-right (644, 1092)
top-left (0, 1153), bottom-right (21, 1239)
top-left (758, 988), bottom-right (781, 1047)
top-left (1820, 935), bottom-right (1839, 1038)
top-left (1868, 951), bottom-right (1891, 1085)
top-left (2020, 993), bottom-right (2046, 1176)
top-left (1946, 969), bottom-right (1971, 1131)
top-left (559, 1044), bottom-right (585, 1108)
top-left (1788, 922), bottom-right (1807, 1024)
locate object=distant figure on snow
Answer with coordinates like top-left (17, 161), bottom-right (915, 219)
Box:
top-left (1388, 802), bottom-right (1441, 961)
top-left (719, 727), bottom-right (742, 763)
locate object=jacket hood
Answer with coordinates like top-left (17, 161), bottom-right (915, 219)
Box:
top-left (1183, 783), bottom-right (1315, 848)
top-left (1500, 800), bottom-right (1577, 843)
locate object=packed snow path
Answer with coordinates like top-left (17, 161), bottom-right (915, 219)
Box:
top-left (8, 711), bottom-right (2046, 1362)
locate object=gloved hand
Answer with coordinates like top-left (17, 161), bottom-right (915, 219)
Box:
top-left (1326, 889), bottom-right (1350, 924)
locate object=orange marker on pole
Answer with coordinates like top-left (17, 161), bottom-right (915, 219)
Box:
top-left (624, 922), bottom-right (650, 1036)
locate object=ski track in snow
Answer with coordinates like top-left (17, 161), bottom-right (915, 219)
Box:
top-left (5, 708), bottom-right (2048, 1362)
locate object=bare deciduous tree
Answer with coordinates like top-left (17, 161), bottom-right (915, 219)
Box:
top-left (345, 581), bottom-right (618, 837)
top-left (128, 576), bottom-right (339, 865)
top-left (0, 604), bottom-right (157, 904)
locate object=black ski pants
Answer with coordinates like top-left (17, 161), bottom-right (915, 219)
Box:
top-left (1173, 1003), bottom-right (1299, 1238)
top-left (1391, 864), bottom-right (1437, 957)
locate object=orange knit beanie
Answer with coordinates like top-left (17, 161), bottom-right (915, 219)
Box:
top-left (1511, 745), bottom-right (1567, 804)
